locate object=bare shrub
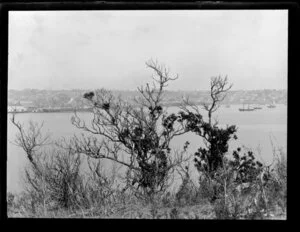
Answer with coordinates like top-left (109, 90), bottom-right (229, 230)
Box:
top-left (11, 114), bottom-right (101, 213)
top-left (175, 164), bottom-right (198, 206)
top-left (262, 144), bottom-right (287, 214)
top-left (69, 60), bottom-right (190, 199)
top-left (83, 157), bottom-right (118, 208)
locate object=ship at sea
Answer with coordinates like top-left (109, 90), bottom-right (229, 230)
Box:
top-left (239, 103), bottom-right (255, 112)
top-left (253, 104), bottom-right (263, 110)
top-left (267, 101), bottom-right (276, 108)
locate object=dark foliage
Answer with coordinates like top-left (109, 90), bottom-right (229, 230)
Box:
top-left (229, 149), bottom-right (264, 184)
top-left (83, 91), bottom-right (94, 100)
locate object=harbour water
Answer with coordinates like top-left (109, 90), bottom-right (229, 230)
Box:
top-left (7, 104), bottom-right (287, 193)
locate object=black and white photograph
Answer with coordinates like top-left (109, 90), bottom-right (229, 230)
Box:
top-left (5, 5), bottom-right (288, 219)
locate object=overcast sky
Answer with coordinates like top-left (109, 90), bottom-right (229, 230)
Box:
top-left (8, 10), bottom-right (287, 91)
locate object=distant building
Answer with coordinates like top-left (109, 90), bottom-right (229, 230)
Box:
top-left (32, 108), bottom-right (45, 113)
top-left (8, 100), bottom-right (36, 112)
top-left (8, 106), bottom-right (27, 112)
top-left (20, 101), bottom-right (36, 112)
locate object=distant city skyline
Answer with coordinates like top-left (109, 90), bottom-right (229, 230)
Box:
top-left (7, 88), bottom-right (287, 92)
top-left (8, 10), bottom-right (288, 91)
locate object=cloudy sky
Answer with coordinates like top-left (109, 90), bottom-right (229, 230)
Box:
top-left (8, 10), bottom-right (287, 91)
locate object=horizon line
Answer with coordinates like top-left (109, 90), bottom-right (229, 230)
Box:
top-left (8, 88), bottom-right (288, 92)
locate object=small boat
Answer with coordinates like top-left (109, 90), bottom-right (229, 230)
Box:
top-left (253, 105), bottom-right (263, 110)
top-left (267, 102), bottom-right (276, 108)
top-left (239, 104), bottom-right (255, 112)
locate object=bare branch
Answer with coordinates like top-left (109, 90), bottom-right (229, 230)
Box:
top-left (10, 113), bottom-right (51, 168)
top-left (70, 60), bottom-right (190, 196)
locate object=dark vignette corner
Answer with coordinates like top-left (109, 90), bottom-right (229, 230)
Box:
top-left (0, 2), bottom-right (9, 222)
top-left (0, 0), bottom-right (297, 225)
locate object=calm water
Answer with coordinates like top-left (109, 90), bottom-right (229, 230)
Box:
top-left (7, 105), bottom-right (287, 193)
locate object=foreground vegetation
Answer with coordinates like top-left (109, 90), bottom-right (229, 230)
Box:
top-left (7, 60), bottom-right (287, 219)
top-left (7, 147), bottom-right (287, 219)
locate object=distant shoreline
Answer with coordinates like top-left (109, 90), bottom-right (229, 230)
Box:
top-left (7, 103), bottom-right (287, 114)
top-left (7, 108), bottom-right (92, 114)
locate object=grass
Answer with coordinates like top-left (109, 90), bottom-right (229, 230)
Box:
top-left (7, 192), bottom-right (215, 219)
top-left (7, 196), bottom-right (285, 219)
top-left (7, 173), bottom-right (286, 219)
